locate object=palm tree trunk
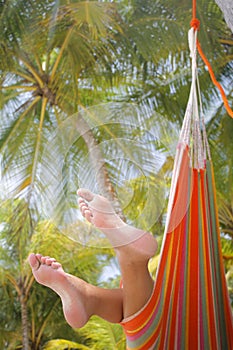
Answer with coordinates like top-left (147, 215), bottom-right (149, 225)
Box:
top-left (19, 289), bottom-right (30, 350)
top-left (77, 115), bottom-right (125, 219)
top-left (215, 0), bottom-right (233, 33)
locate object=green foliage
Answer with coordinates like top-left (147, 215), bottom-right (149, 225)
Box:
top-left (43, 339), bottom-right (90, 350)
top-left (77, 316), bottom-right (126, 350)
top-left (0, 198), bottom-right (115, 348)
top-left (226, 267), bottom-right (233, 308)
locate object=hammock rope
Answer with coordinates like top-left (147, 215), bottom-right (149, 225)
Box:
top-left (190, 0), bottom-right (233, 118)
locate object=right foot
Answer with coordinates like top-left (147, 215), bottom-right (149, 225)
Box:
top-left (77, 188), bottom-right (125, 230)
top-left (28, 253), bottom-right (89, 328)
top-left (77, 188), bottom-right (158, 260)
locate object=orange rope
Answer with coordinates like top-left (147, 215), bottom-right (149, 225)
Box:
top-left (192, 0), bottom-right (197, 19)
top-left (190, 0), bottom-right (233, 118)
top-left (196, 41), bottom-right (233, 118)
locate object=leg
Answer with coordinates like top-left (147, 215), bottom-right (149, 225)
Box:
top-left (78, 189), bottom-right (158, 318)
top-left (28, 189), bottom-right (158, 327)
top-left (28, 253), bottom-right (123, 327)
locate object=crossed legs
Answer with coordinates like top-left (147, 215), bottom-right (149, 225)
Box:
top-left (28, 189), bottom-right (157, 328)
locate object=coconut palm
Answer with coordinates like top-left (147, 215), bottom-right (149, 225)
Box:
top-left (0, 0), bottom-right (128, 216)
top-left (1, 0), bottom-right (232, 225)
top-left (215, 0), bottom-right (233, 33)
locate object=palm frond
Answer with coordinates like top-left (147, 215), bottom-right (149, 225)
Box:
top-left (43, 339), bottom-right (90, 350)
top-left (78, 316), bottom-right (126, 350)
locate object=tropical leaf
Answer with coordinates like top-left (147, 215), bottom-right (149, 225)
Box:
top-left (43, 339), bottom-right (89, 350)
top-left (77, 316), bottom-right (126, 350)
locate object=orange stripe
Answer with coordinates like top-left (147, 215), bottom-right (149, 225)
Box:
top-left (158, 225), bottom-right (182, 349)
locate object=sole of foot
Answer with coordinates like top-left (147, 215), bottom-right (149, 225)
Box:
top-left (28, 253), bottom-right (89, 328)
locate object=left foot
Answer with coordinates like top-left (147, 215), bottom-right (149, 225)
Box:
top-left (28, 253), bottom-right (90, 328)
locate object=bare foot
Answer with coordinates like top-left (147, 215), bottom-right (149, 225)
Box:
top-left (77, 188), bottom-right (124, 229)
top-left (77, 188), bottom-right (158, 260)
top-left (28, 253), bottom-right (89, 328)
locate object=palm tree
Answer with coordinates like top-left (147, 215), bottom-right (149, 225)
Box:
top-left (215, 0), bottom-right (233, 33)
top-left (0, 0), bottom-right (127, 216)
top-left (1, 0), bottom-right (232, 224)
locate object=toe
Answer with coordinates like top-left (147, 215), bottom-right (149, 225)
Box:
top-left (45, 257), bottom-right (56, 266)
top-left (84, 209), bottom-right (93, 222)
top-left (51, 262), bottom-right (62, 269)
top-left (77, 188), bottom-right (94, 202)
top-left (78, 198), bottom-right (86, 206)
top-left (28, 253), bottom-right (41, 270)
top-left (35, 253), bottom-right (42, 261)
top-left (79, 202), bottom-right (89, 211)
top-left (41, 256), bottom-right (50, 264)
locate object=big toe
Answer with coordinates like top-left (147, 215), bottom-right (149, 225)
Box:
top-left (28, 253), bottom-right (40, 270)
top-left (77, 188), bottom-right (94, 202)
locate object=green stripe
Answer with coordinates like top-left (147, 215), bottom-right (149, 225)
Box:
top-left (206, 160), bottom-right (229, 349)
top-left (204, 162), bottom-right (220, 344)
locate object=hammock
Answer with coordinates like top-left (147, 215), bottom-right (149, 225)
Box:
top-left (122, 27), bottom-right (233, 349)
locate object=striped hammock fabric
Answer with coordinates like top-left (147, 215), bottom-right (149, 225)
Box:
top-left (156, 145), bottom-right (233, 349)
top-left (122, 144), bottom-right (233, 350)
top-left (122, 28), bottom-right (233, 349)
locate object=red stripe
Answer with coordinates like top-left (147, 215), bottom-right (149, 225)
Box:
top-left (188, 169), bottom-right (199, 349)
top-left (167, 221), bottom-right (186, 348)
